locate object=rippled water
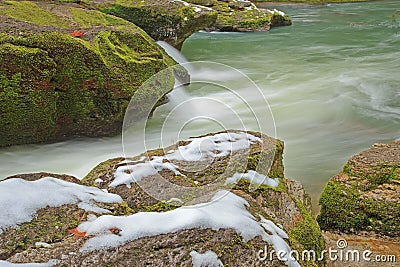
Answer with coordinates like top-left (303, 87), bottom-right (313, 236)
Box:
top-left (1, 1), bottom-right (399, 210)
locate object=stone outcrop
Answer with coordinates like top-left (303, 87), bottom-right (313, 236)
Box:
top-left (1, 131), bottom-right (324, 266)
top-left (212, 0), bottom-right (291, 31)
top-left (91, 0), bottom-right (218, 49)
top-left (92, 0), bottom-right (291, 48)
top-left (318, 140), bottom-right (400, 237)
top-left (0, 1), bottom-right (176, 147)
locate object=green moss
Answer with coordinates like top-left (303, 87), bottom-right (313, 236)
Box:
top-left (0, 1), bottom-right (70, 27)
top-left (317, 181), bottom-right (368, 232)
top-left (0, 42), bottom-right (59, 146)
top-left (0, 17), bottom-right (174, 146)
top-left (141, 201), bottom-right (177, 212)
top-left (288, 198), bottom-right (325, 265)
top-left (70, 7), bottom-right (129, 28)
top-left (212, 1), bottom-right (273, 30)
top-left (233, 178), bottom-right (286, 201)
top-left (98, 2), bottom-right (216, 48)
top-left (343, 161), bottom-right (399, 188)
top-left (318, 178), bottom-right (400, 236)
top-left (216, 233), bottom-right (252, 258)
top-left (0, 205), bottom-right (82, 259)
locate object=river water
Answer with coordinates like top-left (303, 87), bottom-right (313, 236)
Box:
top-left (1, 1), bottom-right (399, 210)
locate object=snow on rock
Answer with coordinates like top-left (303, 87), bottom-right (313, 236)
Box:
top-left (77, 190), bottom-right (300, 266)
top-left (112, 132), bottom-right (262, 187)
top-left (167, 132), bottom-right (261, 161)
top-left (111, 156), bottom-right (182, 187)
top-left (0, 260), bottom-right (58, 267)
top-left (0, 177), bottom-right (122, 234)
top-left (172, 0), bottom-right (189, 6)
top-left (190, 250), bottom-right (223, 267)
top-left (94, 178), bottom-right (103, 184)
top-left (267, 9), bottom-right (285, 16)
top-left (35, 242), bottom-right (51, 248)
top-left (225, 170), bottom-right (280, 187)
top-left (260, 216), bottom-right (300, 267)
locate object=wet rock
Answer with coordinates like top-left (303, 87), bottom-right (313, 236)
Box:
top-left (2, 131), bottom-right (325, 266)
top-left (318, 140), bottom-right (400, 238)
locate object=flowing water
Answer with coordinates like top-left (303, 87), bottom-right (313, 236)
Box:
top-left (1, 1), bottom-right (399, 211)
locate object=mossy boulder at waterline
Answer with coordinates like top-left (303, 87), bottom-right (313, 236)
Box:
top-left (2, 131), bottom-right (325, 266)
top-left (90, 0), bottom-right (218, 49)
top-left (317, 140), bottom-right (400, 238)
top-left (210, 0), bottom-right (291, 31)
top-left (0, 1), bottom-right (176, 147)
top-left (91, 0), bottom-right (290, 48)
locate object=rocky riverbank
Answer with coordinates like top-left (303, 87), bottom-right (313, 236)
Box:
top-left (318, 140), bottom-right (399, 267)
top-left (1, 131), bottom-right (398, 266)
top-left (0, 130), bottom-right (324, 266)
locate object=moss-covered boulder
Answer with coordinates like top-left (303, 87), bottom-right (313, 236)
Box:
top-left (317, 140), bottom-right (400, 238)
top-left (89, 0), bottom-right (290, 49)
top-left (90, 0), bottom-right (218, 49)
top-left (0, 1), bottom-right (176, 147)
top-left (208, 0), bottom-right (291, 32)
top-left (2, 131), bottom-right (324, 266)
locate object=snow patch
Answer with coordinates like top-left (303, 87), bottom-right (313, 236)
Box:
top-left (94, 178), bottom-right (103, 184)
top-left (267, 9), bottom-right (285, 16)
top-left (111, 156), bottom-right (182, 187)
top-left (225, 170), bottom-right (280, 187)
top-left (190, 250), bottom-right (223, 267)
top-left (35, 242), bottom-right (51, 248)
top-left (77, 190), bottom-right (300, 266)
top-left (0, 177), bottom-right (122, 234)
top-left (167, 198), bottom-right (183, 205)
top-left (112, 132), bottom-right (262, 187)
top-left (172, 0), bottom-right (189, 6)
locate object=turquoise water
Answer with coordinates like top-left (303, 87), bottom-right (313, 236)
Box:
top-left (1, 1), bottom-right (399, 210)
top-left (180, 0), bottom-right (400, 209)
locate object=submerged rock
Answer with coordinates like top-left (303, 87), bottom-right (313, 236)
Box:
top-left (1, 131), bottom-right (324, 266)
top-left (0, 1), bottom-right (176, 147)
top-left (318, 140), bottom-right (400, 238)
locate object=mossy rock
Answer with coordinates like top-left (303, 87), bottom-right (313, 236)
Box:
top-left (90, 0), bottom-right (218, 49)
top-left (317, 140), bottom-right (400, 237)
top-left (80, 130), bottom-right (324, 266)
top-left (3, 131), bottom-right (324, 265)
top-left (211, 0), bottom-right (291, 32)
top-left (0, 1), bottom-right (176, 147)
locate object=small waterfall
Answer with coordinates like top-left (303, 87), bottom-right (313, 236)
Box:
top-left (156, 41), bottom-right (188, 64)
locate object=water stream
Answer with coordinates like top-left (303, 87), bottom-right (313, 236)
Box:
top-left (1, 0), bottom-right (399, 210)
